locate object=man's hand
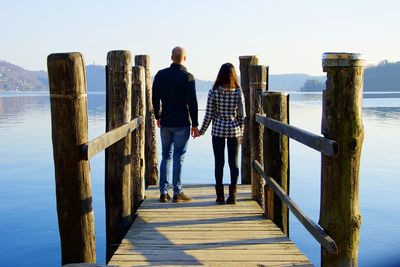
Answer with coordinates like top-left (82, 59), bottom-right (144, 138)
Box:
top-left (191, 127), bottom-right (201, 138)
top-left (156, 119), bottom-right (161, 128)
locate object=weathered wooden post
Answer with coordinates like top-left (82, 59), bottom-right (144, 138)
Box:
top-left (131, 66), bottom-right (146, 213)
top-left (105, 50), bottom-right (132, 262)
top-left (320, 53), bottom-right (364, 266)
top-left (263, 91), bottom-right (290, 236)
top-left (239, 55), bottom-right (259, 184)
top-left (48, 52), bottom-right (96, 264)
top-left (249, 65), bottom-right (267, 205)
top-left (135, 55), bottom-right (158, 186)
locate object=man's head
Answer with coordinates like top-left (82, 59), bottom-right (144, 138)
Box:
top-left (171, 46), bottom-right (186, 64)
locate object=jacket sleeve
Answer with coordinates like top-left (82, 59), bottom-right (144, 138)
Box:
top-left (186, 73), bottom-right (199, 127)
top-left (199, 89), bottom-right (215, 135)
top-left (152, 72), bottom-right (161, 120)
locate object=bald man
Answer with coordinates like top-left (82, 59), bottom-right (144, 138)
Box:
top-left (152, 46), bottom-right (199, 203)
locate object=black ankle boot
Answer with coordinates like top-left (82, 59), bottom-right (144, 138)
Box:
top-left (215, 185), bottom-right (225, 204)
top-left (226, 185), bottom-right (237, 204)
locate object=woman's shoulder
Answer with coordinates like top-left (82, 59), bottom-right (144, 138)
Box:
top-left (207, 88), bottom-right (216, 98)
top-left (234, 87), bottom-right (243, 95)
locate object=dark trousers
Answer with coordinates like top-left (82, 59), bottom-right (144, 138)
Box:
top-left (212, 136), bottom-right (240, 186)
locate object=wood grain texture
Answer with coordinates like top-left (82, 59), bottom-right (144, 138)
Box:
top-left (105, 50), bottom-right (132, 262)
top-left (249, 64), bottom-right (267, 206)
top-left (48, 52), bottom-right (96, 264)
top-left (82, 117), bottom-right (142, 160)
top-left (108, 185), bottom-right (312, 266)
top-left (134, 55), bottom-right (158, 186)
top-left (239, 56), bottom-right (259, 185)
top-left (320, 60), bottom-right (364, 266)
top-left (262, 92), bottom-right (290, 236)
top-left (131, 66), bottom-right (146, 213)
top-left (255, 114), bottom-right (338, 156)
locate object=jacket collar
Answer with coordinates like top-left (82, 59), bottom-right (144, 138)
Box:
top-left (170, 63), bottom-right (187, 71)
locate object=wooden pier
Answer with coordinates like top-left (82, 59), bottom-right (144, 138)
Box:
top-left (49, 51), bottom-right (365, 266)
top-left (108, 185), bottom-right (312, 266)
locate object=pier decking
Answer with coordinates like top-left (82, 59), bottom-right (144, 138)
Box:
top-left (108, 185), bottom-right (312, 266)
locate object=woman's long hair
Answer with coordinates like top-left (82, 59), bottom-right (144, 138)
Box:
top-left (212, 63), bottom-right (240, 90)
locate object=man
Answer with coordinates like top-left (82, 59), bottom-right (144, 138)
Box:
top-left (152, 46), bottom-right (199, 203)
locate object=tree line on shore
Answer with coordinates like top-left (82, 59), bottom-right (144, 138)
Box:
top-left (1, 60), bottom-right (399, 92)
top-left (301, 60), bottom-right (400, 92)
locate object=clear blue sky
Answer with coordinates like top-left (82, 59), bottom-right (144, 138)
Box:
top-left (1, 0), bottom-right (399, 80)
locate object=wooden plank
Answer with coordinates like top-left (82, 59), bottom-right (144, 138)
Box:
top-left (120, 237), bottom-right (292, 245)
top-left (126, 223), bottom-right (276, 232)
top-left (111, 253), bottom-right (309, 261)
top-left (108, 185), bottom-right (312, 266)
top-left (255, 113), bottom-right (338, 156)
top-left (254, 160), bottom-right (338, 254)
top-left (109, 261), bottom-right (312, 267)
top-left (115, 244), bottom-right (301, 251)
top-left (81, 117), bottom-right (142, 160)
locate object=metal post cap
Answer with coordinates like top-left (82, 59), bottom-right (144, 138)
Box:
top-left (322, 52), bottom-right (365, 67)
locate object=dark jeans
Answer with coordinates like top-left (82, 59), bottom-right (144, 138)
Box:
top-left (160, 126), bottom-right (190, 194)
top-left (212, 136), bottom-right (240, 186)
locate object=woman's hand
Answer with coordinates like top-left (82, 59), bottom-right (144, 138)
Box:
top-left (191, 127), bottom-right (201, 138)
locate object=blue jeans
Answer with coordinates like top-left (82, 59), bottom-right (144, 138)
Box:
top-left (159, 126), bottom-right (190, 195)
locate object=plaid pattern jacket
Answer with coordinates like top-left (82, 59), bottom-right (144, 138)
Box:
top-left (199, 86), bottom-right (246, 138)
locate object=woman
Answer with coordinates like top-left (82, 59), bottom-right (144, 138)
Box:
top-left (197, 63), bottom-right (245, 204)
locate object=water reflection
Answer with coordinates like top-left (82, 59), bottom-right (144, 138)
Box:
top-left (363, 107), bottom-right (400, 123)
top-left (0, 93), bottom-right (106, 126)
top-left (0, 93), bottom-right (399, 267)
top-left (0, 95), bottom-right (49, 123)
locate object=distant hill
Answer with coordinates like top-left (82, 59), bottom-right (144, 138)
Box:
top-left (1, 60), bottom-right (399, 93)
top-left (0, 61), bottom-right (339, 93)
top-left (197, 74), bottom-right (327, 92)
top-left (301, 60), bottom-right (400, 92)
top-left (364, 60), bottom-right (400, 91)
top-left (0, 61), bottom-right (48, 92)
top-left (269, 74), bottom-right (325, 91)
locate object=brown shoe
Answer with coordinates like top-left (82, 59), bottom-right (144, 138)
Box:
top-left (173, 192), bottom-right (192, 203)
top-left (160, 193), bottom-right (171, 203)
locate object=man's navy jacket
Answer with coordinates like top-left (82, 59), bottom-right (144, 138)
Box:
top-left (152, 63), bottom-right (199, 127)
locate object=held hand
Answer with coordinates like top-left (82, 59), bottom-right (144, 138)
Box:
top-left (191, 127), bottom-right (201, 138)
top-left (156, 119), bottom-right (161, 128)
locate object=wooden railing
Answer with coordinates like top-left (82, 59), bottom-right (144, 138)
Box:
top-left (48, 51), bottom-right (155, 265)
top-left (81, 117), bottom-right (142, 160)
top-left (255, 114), bottom-right (338, 156)
top-left (253, 160), bottom-right (337, 253)
top-left (240, 53), bottom-right (365, 266)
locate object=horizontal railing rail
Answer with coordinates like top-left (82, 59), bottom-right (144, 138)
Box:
top-left (253, 160), bottom-right (338, 254)
top-left (255, 113), bottom-right (338, 156)
top-left (81, 116), bottom-right (142, 160)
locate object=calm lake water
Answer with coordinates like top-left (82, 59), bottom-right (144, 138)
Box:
top-left (0, 91), bottom-right (399, 266)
